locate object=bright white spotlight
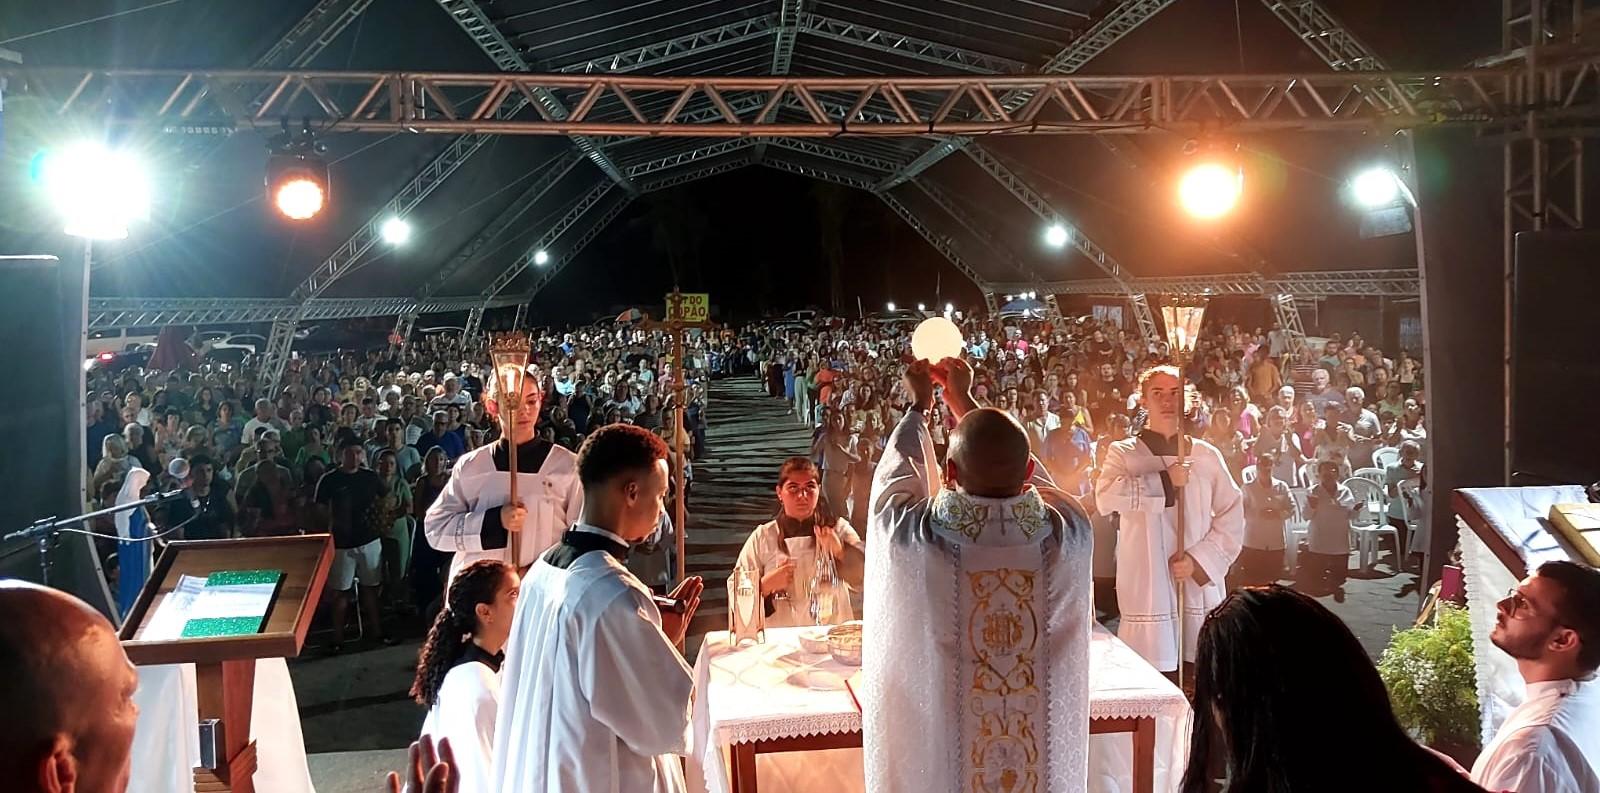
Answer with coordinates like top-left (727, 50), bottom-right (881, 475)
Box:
top-left (886, 301), bottom-right (896, 312)
top-left (380, 216), bottom-right (411, 246)
top-left (41, 142), bottom-right (152, 240)
top-left (944, 302), bottom-right (954, 315)
top-left (274, 178), bottom-right (326, 221)
top-left (1350, 167), bottom-right (1401, 208)
top-left (1178, 162), bottom-right (1243, 220)
top-left (917, 302), bottom-right (926, 312)
top-left (533, 250), bottom-right (550, 266)
top-left (1044, 223), bottom-right (1070, 248)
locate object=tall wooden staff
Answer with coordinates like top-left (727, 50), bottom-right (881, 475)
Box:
top-left (489, 332), bottom-right (532, 571)
top-left (1161, 300), bottom-right (1205, 686)
top-left (642, 290), bottom-right (715, 582)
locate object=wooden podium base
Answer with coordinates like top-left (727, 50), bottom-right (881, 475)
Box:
top-left (194, 659), bottom-right (259, 793)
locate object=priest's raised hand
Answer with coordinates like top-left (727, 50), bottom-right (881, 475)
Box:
top-left (386, 735), bottom-right (458, 793)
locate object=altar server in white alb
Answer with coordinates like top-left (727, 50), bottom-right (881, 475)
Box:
top-left (1096, 365), bottom-right (1243, 679)
top-left (1472, 560), bottom-right (1600, 793)
top-left (864, 357), bottom-right (1094, 792)
top-left (493, 424), bottom-right (704, 793)
top-left (410, 559), bottom-right (520, 793)
top-left (735, 456), bottom-right (865, 627)
top-left (425, 364), bottom-right (582, 579)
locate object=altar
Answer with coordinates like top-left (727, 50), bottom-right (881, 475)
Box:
top-left (687, 625), bottom-right (1191, 793)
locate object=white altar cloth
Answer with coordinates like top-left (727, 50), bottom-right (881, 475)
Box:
top-left (1455, 485), bottom-right (1588, 747)
top-left (128, 657), bottom-right (316, 793)
top-left (687, 625), bottom-right (1191, 793)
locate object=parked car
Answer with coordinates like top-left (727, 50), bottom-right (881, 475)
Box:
top-left (84, 342), bottom-right (154, 374)
top-left (86, 328), bottom-right (159, 358)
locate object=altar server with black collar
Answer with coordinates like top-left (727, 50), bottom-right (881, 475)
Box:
top-left (493, 423), bottom-right (704, 793)
top-left (411, 559), bottom-right (520, 793)
top-left (425, 364), bottom-right (583, 580)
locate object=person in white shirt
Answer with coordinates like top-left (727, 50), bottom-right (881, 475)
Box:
top-left (493, 424), bottom-right (704, 793)
top-left (1472, 561), bottom-right (1600, 793)
top-left (242, 398), bottom-right (285, 441)
top-left (429, 376), bottom-right (473, 412)
top-left (734, 457), bottom-right (865, 628)
top-left (1302, 459), bottom-right (1356, 598)
top-left (412, 559), bottom-right (520, 793)
top-left (1025, 390), bottom-right (1062, 452)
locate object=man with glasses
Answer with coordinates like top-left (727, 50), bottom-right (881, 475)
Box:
top-left (1472, 560), bottom-right (1600, 792)
top-left (733, 456), bottom-right (864, 627)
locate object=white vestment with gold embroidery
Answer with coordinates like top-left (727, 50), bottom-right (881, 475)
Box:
top-left (863, 407), bottom-right (1094, 793)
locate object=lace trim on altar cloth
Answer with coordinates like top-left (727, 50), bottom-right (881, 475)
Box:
top-left (716, 712), bottom-right (863, 745)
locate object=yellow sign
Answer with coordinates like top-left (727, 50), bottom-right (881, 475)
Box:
top-left (666, 292), bottom-right (710, 324)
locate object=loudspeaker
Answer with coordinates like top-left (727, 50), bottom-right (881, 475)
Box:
top-left (0, 253), bottom-right (114, 617)
top-left (1513, 231), bottom-right (1600, 485)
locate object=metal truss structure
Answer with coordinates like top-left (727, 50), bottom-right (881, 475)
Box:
top-left (988, 269), bottom-right (1422, 298)
top-left (255, 0), bottom-right (375, 70)
top-left (556, 16), bottom-right (779, 75)
top-left (795, 15), bottom-right (1027, 75)
top-left (10, 66), bottom-right (1579, 138)
top-left (875, 0), bottom-right (1182, 192)
top-left (433, 0), bottom-right (633, 192)
top-left (87, 294), bottom-right (527, 332)
top-left (962, 145), bottom-right (1161, 347)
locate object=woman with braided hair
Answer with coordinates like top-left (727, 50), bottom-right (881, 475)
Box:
top-left (411, 559), bottom-right (520, 793)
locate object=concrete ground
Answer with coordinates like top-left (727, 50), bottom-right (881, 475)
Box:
top-left (294, 376), bottom-right (1424, 789)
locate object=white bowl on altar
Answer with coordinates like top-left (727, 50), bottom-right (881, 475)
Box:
top-left (797, 627), bottom-right (831, 655)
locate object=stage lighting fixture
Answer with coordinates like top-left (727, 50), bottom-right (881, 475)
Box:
top-left (917, 302), bottom-right (927, 312)
top-left (1044, 223), bottom-right (1070, 248)
top-left (886, 301), bottom-right (896, 312)
top-left (945, 303), bottom-right (954, 315)
top-left (266, 122), bottom-right (330, 221)
top-left (533, 250), bottom-right (550, 266)
top-left (1178, 161), bottom-right (1242, 220)
top-left (267, 153), bottom-right (328, 220)
top-left (1350, 167), bottom-right (1401, 208)
top-left (39, 142), bottom-right (152, 240)
top-left (380, 217), bottom-right (412, 246)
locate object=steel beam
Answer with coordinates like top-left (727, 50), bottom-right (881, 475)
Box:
top-left (481, 180), bottom-right (616, 301)
top-left (962, 144), bottom-right (1160, 347)
top-left (987, 269), bottom-right (1422, 297)
top-left (913, 179), bottom-right (1039, 284)
top-left (434, 0), bottom-right (635, 193)
top-left (256, 0), bottom-right (375, 69)
top-left (797, 14), bottom-right (1027, 74)
top-left (759, 157), bottom-right (875, 190)
top-left (874, 0), bottom-right (1180, 191)
top-left (640, 156), bottom-right (754, 193)
top-left (557, 15), bottom-right (779, 74)
top-left (875, 190), bottom-right (993, 294)
top-left (416, 150), bottom-right (584, 299)
top-left (12, 67), bottom-right (1559, 137)
top-left (624, 139), bottom-right (757, 178)
top-left (773, 0), bottom-right (804, 75)
top-left (521, 193), bottom-right (639, 301)
top-left (86, 294), bottom-right (527, 331)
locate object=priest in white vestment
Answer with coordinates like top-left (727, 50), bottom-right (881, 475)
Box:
top-left (863, 357), bottom-right (1094, 792)
top-left (425, 365), bottom-right (583, 580)
top-left (1471, 561), bottom-right (1600, 793)
top-left (1095, 366), bottom-right (1243, 676)
top-left (493, 424), bottom-right (705, 793)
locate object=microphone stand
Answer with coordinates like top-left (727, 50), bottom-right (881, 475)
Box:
top-left (3, 490), bottom-right (186, 586)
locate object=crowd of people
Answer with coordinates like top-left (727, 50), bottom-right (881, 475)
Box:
top-left (38, 305), bottom-right (1600, 793)
top-left (747, 312), bottom-right (1431, 602)
top-left (82, 321), bottom-right (715, 640)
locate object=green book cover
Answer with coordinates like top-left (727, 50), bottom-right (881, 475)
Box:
top-left (178, 569), bottom-right (284, 638)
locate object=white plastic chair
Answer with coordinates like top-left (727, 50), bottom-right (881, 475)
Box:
top-left (1353, 467), bottom-right (1387, 487)
top-left (1296, 461), bottom-right (1318, 489)
top-left (1372, 447), bottom-right (1400, 470)
top-left (1344, 477), bottom-right (1396, 570)
top-left (1399, 478), bottom-right (1425, 555)
top-left (1284, 487), bottom-right (1310, 573)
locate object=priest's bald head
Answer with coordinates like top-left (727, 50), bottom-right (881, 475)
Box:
top-left (944, 407), bottom-right (1036, 498)
top-left (0, 581), bottom-right (139, 793)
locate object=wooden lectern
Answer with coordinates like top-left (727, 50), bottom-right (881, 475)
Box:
top-left (118, 535), bottom-right (334, 793)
